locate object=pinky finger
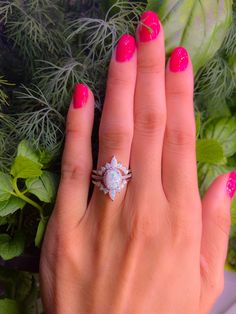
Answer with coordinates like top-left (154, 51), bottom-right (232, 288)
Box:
top-left (200, 172), bottom-right (236, 311)
top-left (53, 84), bottom-right (94, 226)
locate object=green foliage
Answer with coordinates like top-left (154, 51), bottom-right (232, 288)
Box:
top-left (196, 139), bottom-right (226, 165)
top-left (0, 140), bottom-right (58, 260)
top-left (147, 0), bottom-right (233, 73)
top-left (0, 299), bottom-right (21, 314)
top-left (0, 232), bottom-right (25, 261)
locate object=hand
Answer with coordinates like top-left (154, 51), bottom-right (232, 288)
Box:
top-left (40, 11), bottom-right (235, 314)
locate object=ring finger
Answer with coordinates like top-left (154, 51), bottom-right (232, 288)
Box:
top-left (90, 34), bottom-right (137, 208)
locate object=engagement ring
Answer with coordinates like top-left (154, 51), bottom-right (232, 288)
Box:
top-left (92, 156), bottom-right (132, 201)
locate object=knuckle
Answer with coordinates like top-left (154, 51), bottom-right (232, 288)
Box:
top-left (170, 209), bottom-right (201, 248)
top-left (138, 57), bottom-right (164, 75)
top-left (107, 71), bottom-right (134, 89)
top-left (130, 213), bottom-right (158, 244)
top-left (134, 107), bottom-right (166, 135)
top-left (165, 127), bottom-right (195, 151)
top-left (166, 87), bottom-right (193, 99)
top-left (99, 128), bottom-right (132, 151)
top-left (61, 159), bottom-right (90, 181)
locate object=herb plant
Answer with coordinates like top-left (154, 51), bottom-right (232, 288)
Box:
top-left (0, 0), bottom-right (236, 312)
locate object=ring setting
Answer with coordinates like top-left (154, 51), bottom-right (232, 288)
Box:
top-left (92, 156), bottom-right (132, 201)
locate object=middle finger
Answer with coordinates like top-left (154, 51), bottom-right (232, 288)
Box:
top-left (131, 11), bottom-right (166, 196)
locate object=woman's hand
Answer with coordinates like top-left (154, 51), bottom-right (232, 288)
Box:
top-left (40, 11), bottom-right (235, 314)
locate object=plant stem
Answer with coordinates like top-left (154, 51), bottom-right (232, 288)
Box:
top-left (13, 177), bottom-right (44, 219)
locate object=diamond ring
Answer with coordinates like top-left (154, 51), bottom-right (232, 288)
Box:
top-left (92, 156), bottom-right (132, 201)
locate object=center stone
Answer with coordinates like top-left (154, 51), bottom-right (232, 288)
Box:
top-left (104, 169), bottom-right (122, 190)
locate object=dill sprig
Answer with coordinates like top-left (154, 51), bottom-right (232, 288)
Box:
top-left (195, 56), bottom-right (236, 100)
top-left (34, 57), bottom-right (93, 111)
top-left (66, 0), bottom-right (145, 66)
top-left (13, 86), bottom-right (65, 156)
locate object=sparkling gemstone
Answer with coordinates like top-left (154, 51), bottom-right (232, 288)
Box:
top-left (104, 169), bottom-right (122, 190)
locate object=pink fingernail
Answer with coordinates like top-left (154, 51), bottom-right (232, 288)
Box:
top-left (73, 83), bottom-right (88, 109)
top-left (227, 171), bottom-right (236, 199)
top-left (116, 34), bottom-right (136, 62)
top-left (138, 11), bottom-right (160, 42)
top-left (169, 47), bottom-right (189, 72)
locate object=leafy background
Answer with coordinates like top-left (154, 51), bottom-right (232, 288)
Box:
top-left (0, 0), bottom-right (236, 312)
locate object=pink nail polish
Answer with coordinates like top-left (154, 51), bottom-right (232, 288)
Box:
top-left (73, 83), bottom-right (88, 109)
top-left (169, 47), bottom-right (189, 72)
top-left (227, 171), bottom-right (236, 199)
top-left (138, 11), bottom-right (160, 42)
top-left (116, 34), bottom-right (136, 62)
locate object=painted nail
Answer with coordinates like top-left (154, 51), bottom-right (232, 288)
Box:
top-left (116, 34), bottom-right (136, 62)
top-left (138, 11), bottom-right (160, 42)
top-left (169, 47), bottom-right (189, 72)
top-left (73, 83), bottom-right (88, 109)
top-left (227, 171), bottom-right (236, 199)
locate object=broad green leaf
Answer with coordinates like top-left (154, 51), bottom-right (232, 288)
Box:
top-left (0, 232), bottom-right (25, 261)
top-left (204, 117), bottom-right (236, 157)
top-left (0, 196), bottom-right (26, 217)
top-left (147, 0), bottom-right (232, 73)
top-left (198, 163), bottom-right (229, 196)
top-left (0, 172), bottom-right (13, 201)
top-left (17, 140), bottom-right (39, 163)
top-left (26, 171), bottom-right (57, 203)
top-left (196, 139), bottom-right (226, 164)
top-left (35, 218), bottom-right (48, 247)
top-left (11, 156), bottom-right (42, 179)
top-left (0, 299), bottom-right (20, 314)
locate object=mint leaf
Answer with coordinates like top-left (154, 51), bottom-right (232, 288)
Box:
top-left (204, 117), bottom-right (236, 157)
top-left (196, 139), bottom-right (226, 165)
top-left (0, 196), bottom-right (26, 217)
top-left (0, 232), bottom-right (25, 260)
top-left (147, 0), bottom-right (232, 73)
top-left (35, 218), bottom-right (48, 247)
top-left (0, 172), bottom-right (13, 201)
top-left (26, 171), bottom-right (57, 203)
top-left (0, 299), bottom-right (20, 314)
top-left (17, 140), bottom-right (39, 163)
top-left (11, 156), bottom-right (42, 179)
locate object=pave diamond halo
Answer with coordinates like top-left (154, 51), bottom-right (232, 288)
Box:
top-left (92, 156), bottom-right (132, 201)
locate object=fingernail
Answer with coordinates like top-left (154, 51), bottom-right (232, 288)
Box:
top-left (138, 11), bottom-right (160, 42)
top-left (116, 34), bottom-right (136, 62)
top-left (169, 47), bottom-right (189, 72)
top-left (73, 83), bottom-right (88, 109)
top-left (227, 171), bottom-right (236, 199)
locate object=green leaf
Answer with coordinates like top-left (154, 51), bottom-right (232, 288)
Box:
top-left (0, 196), bottom-right (26, 217)
top-left (35, 218), bottom-right (48, 247)
top-left (198, 163), bottom-right (229, 196)
top-left (26, 171), bottom-right (57, 203)
top-left (0, 299), bottom-right (20, 314)
top-left (10, 156), bottom-right (42, 179)
top-left (147, 0), bottom-right (232, 73)
top-left (204, 117), bottom-right (236, 157)
top-left (17, 140), bottom-right (39, 163)
top-left (0, 232), bottom-right (25, 261)
top-left (0, 172), bottom-right (13, 202)
top-left (196, 139), bottom-right (226, 164)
